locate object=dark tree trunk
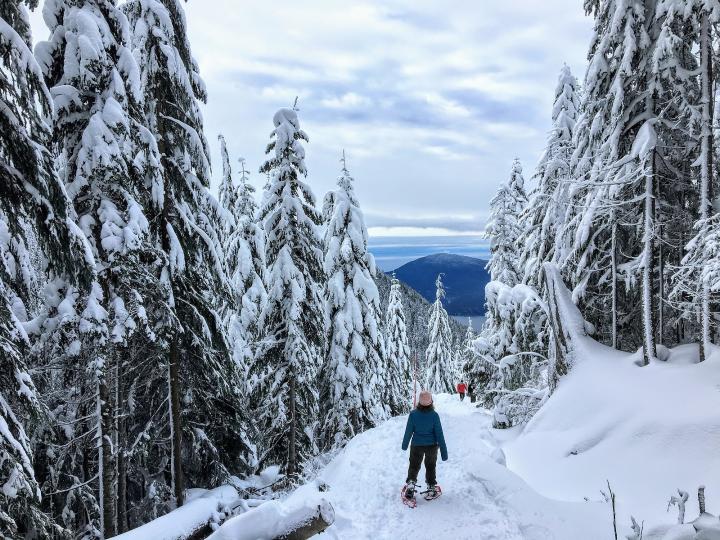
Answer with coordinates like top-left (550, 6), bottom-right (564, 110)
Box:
top-left (699, 11), bottom-right (714, 363)
top-left (288, 374), bottom-right (297, 478)
top-left (116, 348), bottom-right (128, 533)
top-left (99, 371), bottom-right (116, 537)
top-left (658, 221), bottom-right (664, 346)
top-left (642, 150), bottom-right (657, 365)
top-left (169, 337), bottom-right (184, 506)
top-left (611, 220), bottom-right (618, 349)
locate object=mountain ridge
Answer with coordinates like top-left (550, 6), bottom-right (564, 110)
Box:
top-left (389, 253), bottom-right (489, 316)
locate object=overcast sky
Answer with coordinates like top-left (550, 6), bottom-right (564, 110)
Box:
top-left (29, 1), bottom-right (592, 237)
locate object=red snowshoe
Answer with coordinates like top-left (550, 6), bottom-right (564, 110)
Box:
top-left (421, 484), bottom-right (442, 501)
top-left (401, 482), bottom-right (418, 509)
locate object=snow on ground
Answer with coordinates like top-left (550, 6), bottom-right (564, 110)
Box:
top-left (504, 342), bottom-right (720, 536)
top-left (316, 394), bottom-right (609, 539)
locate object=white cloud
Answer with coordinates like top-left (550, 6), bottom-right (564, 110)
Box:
top-left (321, 92), bottom-right (372, 109)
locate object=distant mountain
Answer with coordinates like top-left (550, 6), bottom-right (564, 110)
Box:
top-left (390, 253), bottom-right (489, 316)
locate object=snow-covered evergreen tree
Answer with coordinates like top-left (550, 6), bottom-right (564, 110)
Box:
top-left (425, 274), bottom-right (454, 393)
top-left (561, 0), bottom-right (699, 361)
top-left (218, 135), bottom-right (266, 383)
top-left (457, 318), bottom-right (476, 382)
top-left (319, 154), bottom-right (386, 450)
top-left (384, 273), bottom-right (411, 415)
top-left (218, 134), bottom-right (238, 224)
top-left (667, 1), bottom-right (720, 362)
top-left (34, 1), bottom-right (167, 533)
top-left (520, 65), bottom-right (579, 287)
top-left (486, 159), bottom-right (527, 287)
top-left (375, 271), bottom-right (464, 369)
top-left (473, 159), bottom-right (529, 407)
top-left (0, 2), bottom-right (91, 535)
top-left (251, 107), bottom-right (325, 477)
top-left (559, 0), bottom-right (652, 353)
top-left (123, 0), bottom-right (252, 513)
top-left (480, 282), bottom-right (548, 428)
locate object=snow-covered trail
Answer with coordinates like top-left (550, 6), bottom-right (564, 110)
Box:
top-left (316, 395), bottom-right (609, 540)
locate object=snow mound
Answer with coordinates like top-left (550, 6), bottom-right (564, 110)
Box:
top-left (504, 343), bottom-right (720, 535)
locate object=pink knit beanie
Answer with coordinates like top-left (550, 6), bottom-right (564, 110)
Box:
top-left (418, 391), bottom-right (433, 406)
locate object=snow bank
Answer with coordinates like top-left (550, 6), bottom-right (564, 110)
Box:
top-left (111, 485), bottom-right (239, 540)
top-left (504, 343), bottom-right (720, 535)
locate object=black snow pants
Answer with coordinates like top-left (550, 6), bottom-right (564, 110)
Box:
top-left (406, 445), bottom-right (439, 486)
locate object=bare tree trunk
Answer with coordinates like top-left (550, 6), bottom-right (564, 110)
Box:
top-left (699, 11), bottom-right (714, 363)
top-left (658, 222), bottom-right (664, 346)
top-left (99, 368), bottom-right (116, 538)
top-left (169, 337), bottom-right (184, 506)
top-left (117, 347), bottom-right (128, 533)
top-left (642, 151), bottom-right (657, 365)
top-left (611, 220), bottom-right (618, 349)
top-left (288, 374), bottom-right (297, 478)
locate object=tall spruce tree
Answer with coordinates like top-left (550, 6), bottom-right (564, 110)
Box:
top-left (0, 1), bottom-right (91, 535)
top-left (252, 106), bottom-right (325, 477)
top-left (35, 1), bottom-right (168, 534)
top-left (472, 160), bottom-right (530, 408)
top-left (669, 1), bottom-right (720, 362)
top-left (559, 0), bottom-right (653, 353)
top-left (425, 274), bottom-right (454, 393)
top-left (562, 0), bottom-right (700, 360)
top-left (218, 135), bottom-right (266, 384)
top-left (520, 65), bottom-right (579, 288)
top-left (319, 154), bottom-right (386, 450)
top-left (123, 0), bottom-right (250, 511)
top-left (385, 274), bottom-right (411, 415)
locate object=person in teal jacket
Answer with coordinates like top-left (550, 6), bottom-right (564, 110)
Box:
top-left (401, 390), bottom-right (448, 497)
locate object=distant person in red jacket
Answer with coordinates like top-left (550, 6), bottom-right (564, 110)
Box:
top-left (457, 382), bottom-right (467, 401)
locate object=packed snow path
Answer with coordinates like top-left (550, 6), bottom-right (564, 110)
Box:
top-left (317, 395), bottom-right (608, 540)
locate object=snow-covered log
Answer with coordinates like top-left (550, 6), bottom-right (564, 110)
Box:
top-left (207, 489), bottom-right (334, 540)
top-left (274, 502), bottom-right (335, 540)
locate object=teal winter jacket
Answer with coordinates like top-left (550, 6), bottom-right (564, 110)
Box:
top-left (401, 408), bottom-right (448, 461)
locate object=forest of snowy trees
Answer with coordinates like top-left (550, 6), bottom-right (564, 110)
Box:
top-left (9, 0), bottom-right (720, 537)
top-left (467, 0), bottom-right (720, 429)
top-left (0, 1), bottom-right (469, 537)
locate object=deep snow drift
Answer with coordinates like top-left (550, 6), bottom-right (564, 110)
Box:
top-left (315, 394), bottom-right (609, 539)
top-left (504, 342), bottom-right (720, 536)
